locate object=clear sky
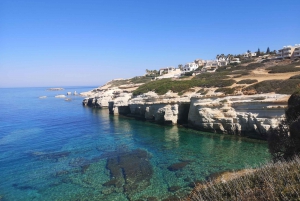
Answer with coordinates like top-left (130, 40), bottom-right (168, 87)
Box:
top-left (1, 0), bottom-right (299, 87)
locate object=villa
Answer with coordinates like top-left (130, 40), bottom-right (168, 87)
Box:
top-left (293, 44), bottom-right (300, 59)
top-left (243, 52), bottom-right (257, 57)
top-left (182, 62), bottom-right (199, 72)
top-left (157, 67), bottom-right (181, 79)
top-left (230, 58), bottom-right (241, 64)
top-left (202, 60), bottom-right (218, 72)
top-left (277, 45), bottom-right (296, 59)
top-left (159, 67), bottom-right (176, 75)
top-left (217, 56), bottom-right (229, 67)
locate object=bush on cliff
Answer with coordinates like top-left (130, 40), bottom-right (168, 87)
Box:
top-left (289, 74), bottom-right (300, 79)
top-left (188, 156), bottom-right (300, 201)
top-left (237, 79), bottom-right (258, 84)
top-left (268, 91), bottom-right (300, 162)
top-left (132, 78), bottom-right (236, 96)
top-left (243, 79), bottom-right (300, 94)
top-left (267, 62), bottom-right (300, 73)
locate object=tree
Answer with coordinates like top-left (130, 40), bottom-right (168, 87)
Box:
top-left (226, 54), bottom-right (232, 61)
top-left (266, 47), bottom-right (270, 54)
top-left (268, 91), bottom-right (300, 161)
top-left (178, 64), bottom-right (183, 70)
top-left (256, 48), bottom-right (261, 57)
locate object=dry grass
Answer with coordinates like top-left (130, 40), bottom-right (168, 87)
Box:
top-left (188, 156), bottom-right (300, 201)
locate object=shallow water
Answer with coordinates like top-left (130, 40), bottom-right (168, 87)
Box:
top-left (0, 87), bottom-right (270, 201)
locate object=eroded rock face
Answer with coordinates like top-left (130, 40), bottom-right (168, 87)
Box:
top-left (83, 83), bottom-right (288, 138)
top-left (188, 96), bottom-right (286, 138)
top-left (105, 149), bottom-right (153, 199)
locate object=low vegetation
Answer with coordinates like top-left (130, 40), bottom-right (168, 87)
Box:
top-left (243, 79), bottom-right (300, 94)
top-left (188, 156), bottom-right (300, 201)
top-left (108, 79), bottom-right (130, 87)
top-left (289, 74), bottom-right (300, 79)
top-left (189, 92), bottom-right (300, 201)
top-left (267, 62), bottom-right (300, 74)
top-left (215, 87), bottom-right (235, 95)
top-left (197, 88), bottom-right (208, 95)
top-left (237, 79), bottom-right (258, 84)
top-left (129, 76), bottom-right (153, 84)
top-left (107, 76), bottom-right (153, 87)
top-left (133, 77), bottom-right (236, 96)
top-left (244, 63), bottom-right (265, 70)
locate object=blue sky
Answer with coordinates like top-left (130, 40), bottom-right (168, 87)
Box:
top-left (1, 0), bottom-right (299, 87)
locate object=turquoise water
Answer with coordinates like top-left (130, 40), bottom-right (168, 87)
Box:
top-left (0, 87), bottom-right (270, 201)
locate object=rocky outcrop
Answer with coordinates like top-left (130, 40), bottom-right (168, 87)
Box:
top-left (82, 83), bottom-right (288, 138)
top-left (188, 95), bottom-right (287, 138)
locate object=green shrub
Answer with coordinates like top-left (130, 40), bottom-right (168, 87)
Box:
top-left (237, 79), bottom-right (258, 84)
top-left (129, 76), bottom-right (153, 84)
top-left (197, 89), bottom-right (208, 95)
top-left (215, 87), bottom-right (235, 95)
top-left (188, 156), bottom-right (300, 201)
top-left (241, 59), bottom-right (255, 64)
top-left (289, 74), bottom-right (300, 79)
top-left (183, 72), bottom-right (193, 76)
top-left (133, 78), bottom-right (236, 96)
top-left (245, 63), bottom-right (265, 70)
top-left (268, 92), bottom-right (300, 162)
top-left (244, 79), bottom-right (300, 94)
top-left (267, 63), bottom-right (300, 73)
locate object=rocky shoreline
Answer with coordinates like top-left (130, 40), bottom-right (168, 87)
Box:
top-left (81, 82), bottom-right (288, 139)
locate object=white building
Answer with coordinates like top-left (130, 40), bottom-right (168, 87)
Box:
top-left (217, 57), bottom-right (229, 67)
top-left (202, 60), bottom-right (218, 72)
top-left (157, 67), bottom-right (181, 79)
top-left (182, 62), bottom-right (199, 72)
top-left (243, 52), bottom-right (257, 57)
top-left (277, 45), bottom-right (296, 59)
top-left (293, 44), bottom-right (300, 59)
top-left (159, 67), bottom-right (175, 75)
top-left (230, 58), bottom-right (241, 64)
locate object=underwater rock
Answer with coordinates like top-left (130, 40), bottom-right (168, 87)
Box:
top-left (69, 157), bottom-right (90, 167)
top-left (147, 197), bottom-right (159, 201)
top-left (105, 149), bottom-right (153, 197)
top-left (12, 183), bottom-right (36, 191)
top-left (167, 161), bottom-right (190, 171)
top-left (103, 179), bottom-right (119, 187)
top-left (101, 187), bottom-right (114, 195)
top-left (30, 151), bottom-right (70, 161)
top-left (54, 170), bottom-right (69, 177)
top-left (188, 180), bottom-right (203, 188)
top-left (184, 177), bottom-right (191, 182)
top-left (80, 164), bottom-right (90, 174)
top-left (162, 195), bottom-right (181, 201)
top-left (168, 186), bottom-right (181, 192)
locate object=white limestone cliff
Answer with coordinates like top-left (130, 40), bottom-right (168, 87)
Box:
top-left (82, 84), bottom-right (288, 138)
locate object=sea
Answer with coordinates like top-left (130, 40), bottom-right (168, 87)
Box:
top-left (0, 86), bottom-right (270, 201)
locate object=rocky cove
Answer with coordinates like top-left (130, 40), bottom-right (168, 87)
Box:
top-left (81, 84), bottom-right (288, 139)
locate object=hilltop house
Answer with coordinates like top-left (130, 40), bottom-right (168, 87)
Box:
top-left (217, 56), bottom-right (229, 67)
top-left (294, 44), bottom-right (300, 59)
top-left (182, 62), bottom-right (199, 72)
top-left (194, 59), bottom-right (205, 67)
top-left (277, 45), bottom-right (296, 59)
top-left (243, 52), bottom-right (257, 58)
top-left (230, 58), bottom-right (241, 64)
top-left (202, 60), bottom-right (218, 72)
top-left (157, 67), bottom-right (181, 79)
top-left (159, 67), bottom-right (176, 75)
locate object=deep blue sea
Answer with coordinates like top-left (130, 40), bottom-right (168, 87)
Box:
top-left (0, 87), bottom-right (270, 201)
